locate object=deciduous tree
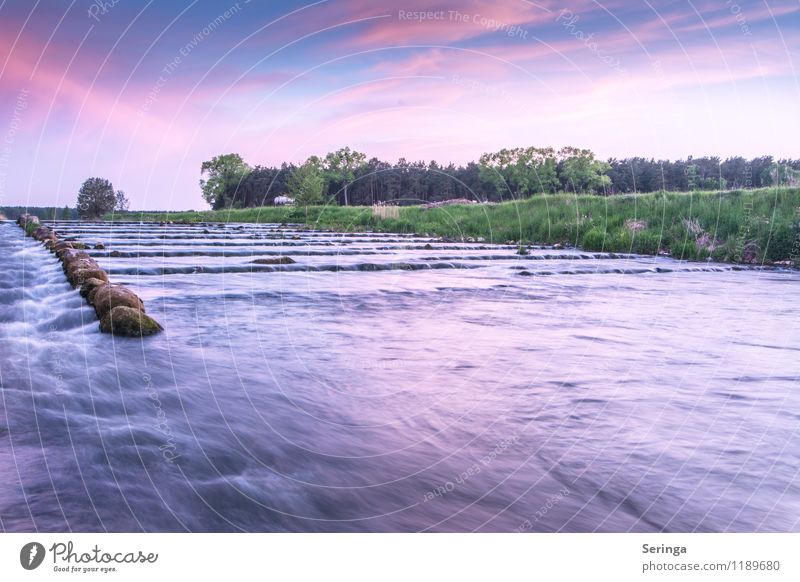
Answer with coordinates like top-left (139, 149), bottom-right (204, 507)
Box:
top-left (77, 177), bottom-right (118, 219)
top-left (200, 153), bottom-right (251, 209)
top-left (323, 147), bottom-right (366, 206)
top-left (287, 156), bottom-right (325, 206)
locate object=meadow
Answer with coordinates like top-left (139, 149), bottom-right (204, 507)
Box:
top-left (105, 188), bottom-right (800, 264)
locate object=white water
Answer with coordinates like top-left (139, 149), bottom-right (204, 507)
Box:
top-left (1, 220), bottom-right (799, 532)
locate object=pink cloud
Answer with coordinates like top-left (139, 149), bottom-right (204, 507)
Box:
top-left (320, 0), bottom-right (565, 47)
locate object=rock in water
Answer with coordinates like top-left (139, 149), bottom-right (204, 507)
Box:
top-left (60, 250), bottom-right (92, 266)
top-left (65, 258), bottom-right (100, 278)
top-left (79, 277), bottom-right (108, 298)
top-left (69, 268), bottom-right (109, 287)
top-left (91, 284), bottom-right (146, 318)
top-left (250, 257), bottom-right (296, 265)
top-left (33, 227), bottom-right (53, 241)
top-left (99, 306), bottom-right (163, 336)
top-left (87, 283), bottom-right (105, 305)
top-left (53, 241), bottom-right (77, 253)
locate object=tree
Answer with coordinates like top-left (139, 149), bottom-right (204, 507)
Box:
top-left (287, 156), bottom-right (325, 206)
top-left (770, 162), bottom-right (800, 187)
top-left (193, 150), bottom-right (797, 208)
top-left (323, 147), bottom-right (366, 205)
top-left (200, 153), bottom-right (251, 209)
top-left (479, 147), bottom-right (559, 199)
top-left (115, 190), bottom-right (130, 212)
top-left (557, 147), bottom-right (611, 193)
top-left (77, 177), bottom-right (117, 219)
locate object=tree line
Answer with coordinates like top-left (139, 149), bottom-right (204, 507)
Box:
top-left (200, 148), bottom-right (800, 209)
top-left (0, 205), bottom-right (78, 220)
top-left (3, 151), bottom-right (797, 219)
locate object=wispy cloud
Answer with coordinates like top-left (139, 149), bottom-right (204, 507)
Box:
top-left (0, 0), bottom-right (797, 207)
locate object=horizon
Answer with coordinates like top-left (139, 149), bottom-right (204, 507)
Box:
top-left (1, 0), bottom-right (798, 209)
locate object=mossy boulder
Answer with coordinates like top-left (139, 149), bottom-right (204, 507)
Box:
top-left (250, 257), bottom-right (296, 265)
top-left (65, 258), bottom-right (100, 278)
top-left (69, 268), bottom-right (108, 287)
top-left (33, 227), bottom-right (54, 241)
top-left (92, 284), bottom-right (145, 318)
top-left (79, 277), bottom-right (108, 299)
top-left (94, 243), bottom-right (105, 250)
top-left (87, 284), bottom-right (105, 305)
top-left (99, 306), bottom-right (163, 336)
top-left (55, 243), bottom-right (90, 258)
top-left (54, 241), bottom-right (76, 253)
top-left (60, 250), bottom-right (92, 267)
top-left (57, 248), bottom-right (81, 261)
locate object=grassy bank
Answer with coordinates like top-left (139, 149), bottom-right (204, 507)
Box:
top-left (107, 188), bottom-right (800, 264)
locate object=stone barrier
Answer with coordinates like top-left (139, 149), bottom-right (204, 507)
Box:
top-left (17, 215), bottom-right (163, 337)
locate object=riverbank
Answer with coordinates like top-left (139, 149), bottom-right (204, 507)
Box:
top-left (105, 188), bottom-right (799, 264)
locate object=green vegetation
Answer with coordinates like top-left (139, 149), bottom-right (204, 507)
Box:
top-left (479, 147), bottom-right (560, 196)
top-left (478, 146), bottom-right (611, 195)
top-left (323, 147), bottom-right (367, 206)
top-left (1, 206), bottom-right (78, 220)
top-left (557, 147), bottom-right (612, 193)
top-left (199, 153), bottom-right (251, 208)
top-left (77, 177), bottom-right (128, 219)
top-left (109, 204), bottom-right (376, 225)
top-left (287, 156), bottom-right (325, 206)
top-left (198, 147), bottom-right (800, 210)
top-left (105, 188), bottom-right (800, 265)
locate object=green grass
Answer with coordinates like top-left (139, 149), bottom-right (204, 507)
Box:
top-left (105, 188), bottom-right (800, 264)
top-left (106, 205), bottom-right (378, 227)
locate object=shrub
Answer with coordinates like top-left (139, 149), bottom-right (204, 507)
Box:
top-left (672, 240), bottom-right (698, 260)
top-left (631, 231), bottom-right (661, 255)
top-left (581, 227), bottom-right (607, 251)
top-left (764, 223), bottom-right (796, 261)
top-left (610, 230), bottom-right (632, 252)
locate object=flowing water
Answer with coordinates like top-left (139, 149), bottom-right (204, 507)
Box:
top-left (0, 219), bottom-right (798, 532)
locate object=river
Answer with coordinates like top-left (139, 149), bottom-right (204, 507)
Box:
top-left (0, 219), bottom-right (798, 532)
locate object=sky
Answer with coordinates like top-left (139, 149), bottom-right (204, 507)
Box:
top-left (0, 0), bottom-right (798, 209)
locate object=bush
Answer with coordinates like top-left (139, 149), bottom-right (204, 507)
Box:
top-left (711, 246), bottom-right (730, 262)
top-left (672, 240), bottom-right (698, 260)
top-left (610, 230), bottom-right (632, 252)
top-left (581, 227), bottom-right (607, 251)
top-left (764, 223), bottom-right (796, 261)
top-left (631, 231), bottom-right (661, 255)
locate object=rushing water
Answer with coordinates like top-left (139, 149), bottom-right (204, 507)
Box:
top-left (0, 219), bottom-right (798, 532)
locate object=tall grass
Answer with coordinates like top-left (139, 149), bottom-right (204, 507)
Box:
top-left (108, 205), bottom-right (378, 227)
top-left (106, 188), bottom-right (800, 264)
